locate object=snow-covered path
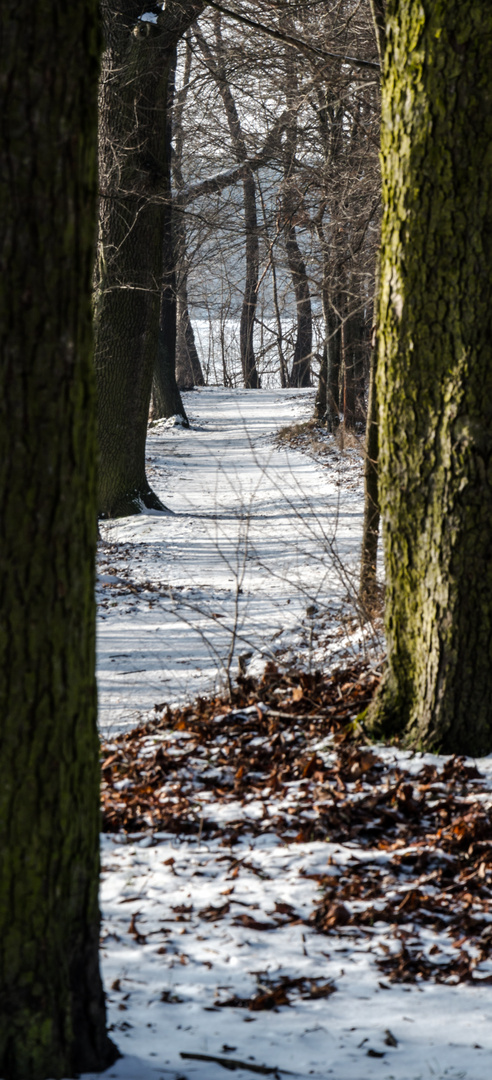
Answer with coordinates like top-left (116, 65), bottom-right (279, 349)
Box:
top-left (97, 388), bottom-right (366, 736)
top-left (86, 390), bottom-right (492, 1080)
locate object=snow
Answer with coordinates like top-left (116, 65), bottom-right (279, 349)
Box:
top-left (87, 826), bottom-right (492, 1080)
top-left (78, 389), bottom-right (492, 1080)
top-left (97, 388), bottom-right (369, 738)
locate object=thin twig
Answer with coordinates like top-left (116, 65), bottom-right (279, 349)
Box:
top-left (205, 1), bottom-right (380, 70)
top-left (180, 1050), bottom-right (297, 1075)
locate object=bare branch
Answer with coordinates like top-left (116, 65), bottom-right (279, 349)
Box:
top-left (204, 1), bottom-right (380, 71)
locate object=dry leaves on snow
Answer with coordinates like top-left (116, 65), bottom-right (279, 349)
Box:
top-left (100, 661), bottom-right (492, 989)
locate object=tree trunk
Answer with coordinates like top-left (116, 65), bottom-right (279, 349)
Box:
top-left (94, 2), bottom-right (203, 517)
top-left (285, 223), bottom-right (313, 388)
top-left (151, 48), bottom-right (189, 422)
top-left (314, 220), bottom-right (341, 427)
top-left (326, 298), bottom-right (342, 429)
top-left (359, 331), bottom-right (380, 609)
top-left (151, 195), bottom-right (189, 422)
top-left (240, 169), bottom-right (261, 388)
top-left (0, 1), bottom-right (116, 1076)
top-left (176, 283), bottom-right (205, 388)
top-left (283, 72), bottom-right (312, 389)
top-left (314, 341), bottom-right (328, 420)
top-left (369, 0), bottom-right (492, 754)
top-left (342, 298), bottom-right (365, 431)
top-left (172, 33), bottom-right (205, 392)
top-left (196, 19), bottom-right (260, 388)
top-left (369, 0), bottom-right (387, 64)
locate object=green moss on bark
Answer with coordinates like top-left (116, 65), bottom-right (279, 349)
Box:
top-left (370, 1), bottom-right (492, 753)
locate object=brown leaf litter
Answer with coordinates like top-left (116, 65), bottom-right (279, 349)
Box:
top-left (101, 661), bottom-right (492, 989)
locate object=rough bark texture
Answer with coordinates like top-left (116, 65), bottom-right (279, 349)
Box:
top-left (176, 285), bottom-right (205, 389)
top-left (369, 1), bottom-right (492, 753)
top-left (283, 74), bottom-right (312, 389)
top-left (173, 35), bottom-right (205, 391)
top-left (151, 49), bottom-right (189, 423)
top-left (314, 342), bottom-right (328, 420)
top-left (314, 292), bottom-right (341, 429)
top-left (284, 219), bottom-right (313, 388)
top-left (342, 300), bottom-right (365, 431)
top-left (326, 304), bottom-right (342, 427)
top-left (95, 1), bottom-right (203, 516)
top-left (239, 169), bottom-right (261, 389)
top-left (359, 333), bottom-right (380, 607)
top-left (0, 1), bottom-right (116, 1076)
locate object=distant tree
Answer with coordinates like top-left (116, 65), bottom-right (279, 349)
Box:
top-left (279, 46), bottom-right (313, 389)
top-left (180, 1), bottom-right (379, 396)
top-left (150, 39), bottom-right (192, 424)
top-left (171, 34), bottom-right (206, 391)
top-left (369, 0), bottom-right (492, 753)
top-left (359, 1), bottom-right (385, 608)
top-left (94, 0), bottom-right (205, 518)
top-left (0, 0), bottom-right (116, 1076)
top-left (195, 13), bottom-right (262, 388)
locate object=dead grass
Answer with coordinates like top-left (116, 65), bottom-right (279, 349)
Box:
top-left (333, 426), bottom-right (364, 455)
top-left (275, 419), bottom-right (364, 460)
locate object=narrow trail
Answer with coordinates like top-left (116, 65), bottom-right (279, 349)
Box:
top-left (88, 390), bottom-right (492, 1080)
top-left (97, 388), bottom-right (365, 736)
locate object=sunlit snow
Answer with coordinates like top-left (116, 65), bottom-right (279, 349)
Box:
top-left (80, 389), bottom-right (492, 1080)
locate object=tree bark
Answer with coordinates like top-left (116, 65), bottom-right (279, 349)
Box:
top-left (314, 245), bottom-right (341, 428)
top-left (171, 34), bottom-right (205, 391)
top-left (284, 221), bottom-right (313, 388)
top-left (151, 48), bottom-right (190, 422)
top-left (240, 169), bottom-right (261, 388)
top-left (369, 0), bottom-right (387, 65)
top-left (0, 1), bottom-right (116, 1075)
top-left (314, 341), bottom-right (328, 419)
top-left (369, 0), bottom-right (492, 754)
top-left (359, 326), bottom-right (380, 608)
top-left (342, 297), bottom-right (365, 432)
top-left (95, 1), bottom-right (203, 517)
top-left (196, 19), bottom-right (260, 388)
top-left (283, 71), bottom-right (312, 389)
top-left (176, 283), bottom-right (205, 389)
top-left (326, 299), bottom-right (342, 427)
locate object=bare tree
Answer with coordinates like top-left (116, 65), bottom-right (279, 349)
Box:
top-left (94, 0), bottom-right (205, 518)
top-left (172, 33), bottom-right (206, 390)
top-left (195, 14), bottom-right (262, 388)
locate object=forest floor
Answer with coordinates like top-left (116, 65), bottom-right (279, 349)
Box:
top-left (85, 389), bottom-right (492, 1080)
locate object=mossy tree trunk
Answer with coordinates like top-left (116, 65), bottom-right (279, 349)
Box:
top-left (370, 0), bottom-right (492, 754)
top-left (0, 1), bottom-right (116, 1076)
top-left (95, 1), bottom-right (203, 517)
